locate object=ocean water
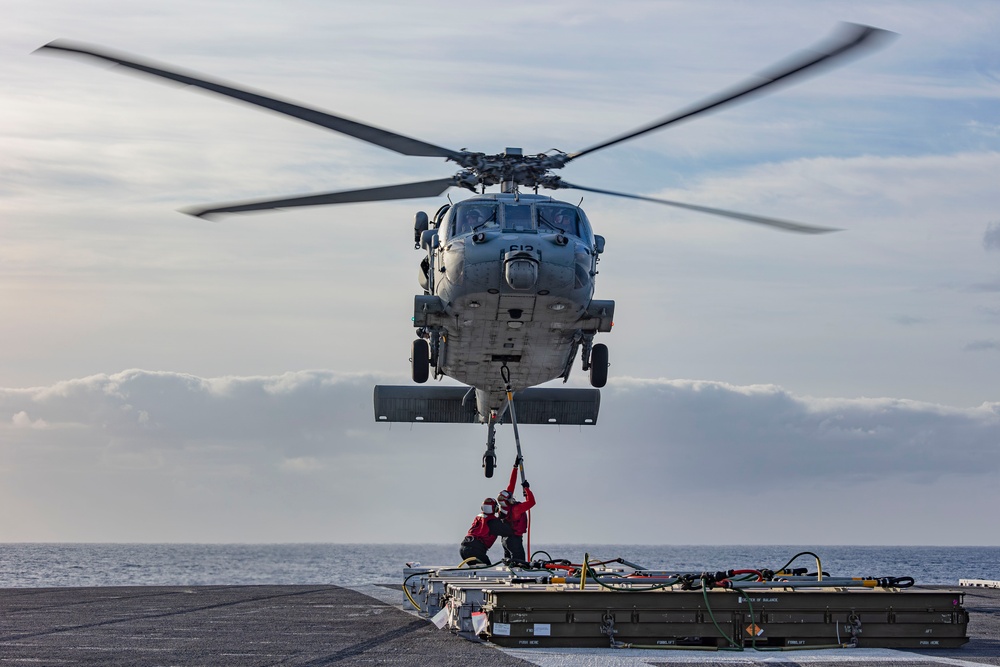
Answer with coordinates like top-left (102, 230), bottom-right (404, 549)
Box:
top-left (0, 544), bottom-right (996, 588)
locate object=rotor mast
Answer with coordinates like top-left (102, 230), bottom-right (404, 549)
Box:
top-left (501, 147), bottom-right (522, 194)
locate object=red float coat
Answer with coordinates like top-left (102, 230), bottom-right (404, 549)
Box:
top-left (465, 514), bottom-right (511, 548)
top-left (503, 466), bottom-right (536, 537)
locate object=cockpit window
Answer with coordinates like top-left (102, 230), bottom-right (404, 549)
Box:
top-left (502, 203), bottom-right (534, 231)
top-left (537, 205), bottom-right (581, 237)
top-left (452, 202), bottom-right (498, 236)
top-left (452, 201), bottom-right (591, 239)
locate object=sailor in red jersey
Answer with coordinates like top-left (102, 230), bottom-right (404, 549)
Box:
top-left (497, 458), bottom-right (535, 565)
top-left (460, 497), bottom-right (514, 566)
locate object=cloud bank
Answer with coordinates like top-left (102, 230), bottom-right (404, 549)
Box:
top-left (2, 370), bottom-right (997, 544)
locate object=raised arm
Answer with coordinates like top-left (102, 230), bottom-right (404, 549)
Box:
top-left (505, 461), bottom-right (519, 495)
top-left (520, 485), bottom-right (536, 513)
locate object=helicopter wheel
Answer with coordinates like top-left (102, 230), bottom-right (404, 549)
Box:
top-left (483, 452), bottom-right (496, 478)
top-left (411, 339), bottom-right (430, 383)
top-left (589, 343), bottom-right (609, 388)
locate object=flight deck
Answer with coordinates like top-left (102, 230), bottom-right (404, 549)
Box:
top-left (1, 580), bottom-right (996, 665)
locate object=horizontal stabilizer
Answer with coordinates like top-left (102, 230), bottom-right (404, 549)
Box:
top-left (373, 386), bottom-right (600, 425)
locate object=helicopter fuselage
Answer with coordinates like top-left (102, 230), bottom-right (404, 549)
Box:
top-left (413, 193), bottom-right (614, 419)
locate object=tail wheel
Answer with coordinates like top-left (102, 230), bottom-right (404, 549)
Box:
top-left (589, 343), bottom-right (609, 388)
top-left (411, 339), bottom-right (430, 383)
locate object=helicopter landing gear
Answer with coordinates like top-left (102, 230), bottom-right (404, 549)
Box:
top-left (483, 418), bottom-right (497, 478)
top-left (589, 343), bottom-right (609, 388)
top-left (411, 339), bottom-right (429, 384)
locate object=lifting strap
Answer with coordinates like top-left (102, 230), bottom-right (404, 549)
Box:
top-left (500, 365), bottom-right (527, 487)
top-left (501, 364), bottom-right (531, 559)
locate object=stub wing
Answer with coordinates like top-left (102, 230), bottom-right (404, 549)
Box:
top-left (373, 386), bottom-right (600, 425)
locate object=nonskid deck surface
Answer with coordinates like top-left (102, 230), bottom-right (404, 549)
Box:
top-left (0, 585), bottom-right (532, 667)
top-left (1, 584), bottom-right (997, 666)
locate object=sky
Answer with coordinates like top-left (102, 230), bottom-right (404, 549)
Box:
top-left (2, 0), bottom-right (999, 546)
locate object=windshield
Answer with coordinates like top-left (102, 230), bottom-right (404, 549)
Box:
top-left (452, 201), bottom-right (590, 239)
top-left (537, 205), bottom-right (581, 237)
top-left (452, 202), bottom-right (499, 236)
top-left (501, 203), bottom-right (534, 231)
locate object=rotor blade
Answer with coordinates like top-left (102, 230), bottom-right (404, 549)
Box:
top-left (36, 40), bottom-right (463, 160)
top-left (557, 181), bottom-right (839, 234)
top-left (568, 23), bottom-right (894, 162)
top-left (184, 177), bottom-right (459, 219)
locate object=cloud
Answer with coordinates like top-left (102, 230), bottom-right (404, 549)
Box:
top-left (977, 305), bottom-right (1000, 321)
top-left (1, 370), bottom-right (998, 543)
top-left (5, 370), bottom-right (997, 482)
top-left (966, 279), bottom-right (1000, 292)
top-left (653, 152), bottom-right (1000, 229)
top-left (11, 411), bottom-right (47, 429)
top-left (967, 121), bottom-right (1000, 139)
top-left (3, 369), bottom-right (381, 452)
top-left (280, 456), bottom-right (326, 473)
top-left (985, 221), bottom-right (1000, 251)
top-left (891, 315), bottom-right (928, 326)
top-left (600, 378), bottom-right (1000, 485)
top-left (965, 340), bottom-right (1000, 352)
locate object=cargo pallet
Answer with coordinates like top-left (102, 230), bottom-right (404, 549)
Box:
top-left (482, 585), bottom-right (968, 649)
top-left (404, 565), bottom-right (969, 650)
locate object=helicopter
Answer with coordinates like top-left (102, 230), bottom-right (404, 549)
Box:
top-left (38, 23), bottom-right (891, 477)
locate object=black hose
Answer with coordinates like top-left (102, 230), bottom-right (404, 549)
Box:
top-left (773, 551), bottom-right (822, 578)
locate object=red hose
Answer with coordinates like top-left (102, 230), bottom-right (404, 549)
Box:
top-left (525, 509), bottom-right (530, 561)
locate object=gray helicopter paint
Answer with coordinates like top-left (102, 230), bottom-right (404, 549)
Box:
top-left (417, 193), bottom-right (611, 418)
top-left (372, 386), bottom-right (600, 424)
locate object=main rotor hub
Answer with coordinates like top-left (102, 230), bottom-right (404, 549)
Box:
top-left (450, 148), bottom-right (569, 191)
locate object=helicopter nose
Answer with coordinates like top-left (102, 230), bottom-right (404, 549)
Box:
top-left (503, 248), bottom-right (540, 291)
top-left (505, 259), bottom-right (538, 290)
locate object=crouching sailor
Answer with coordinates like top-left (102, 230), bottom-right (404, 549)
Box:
top-left (460, 497), bottom-right (514, 566)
